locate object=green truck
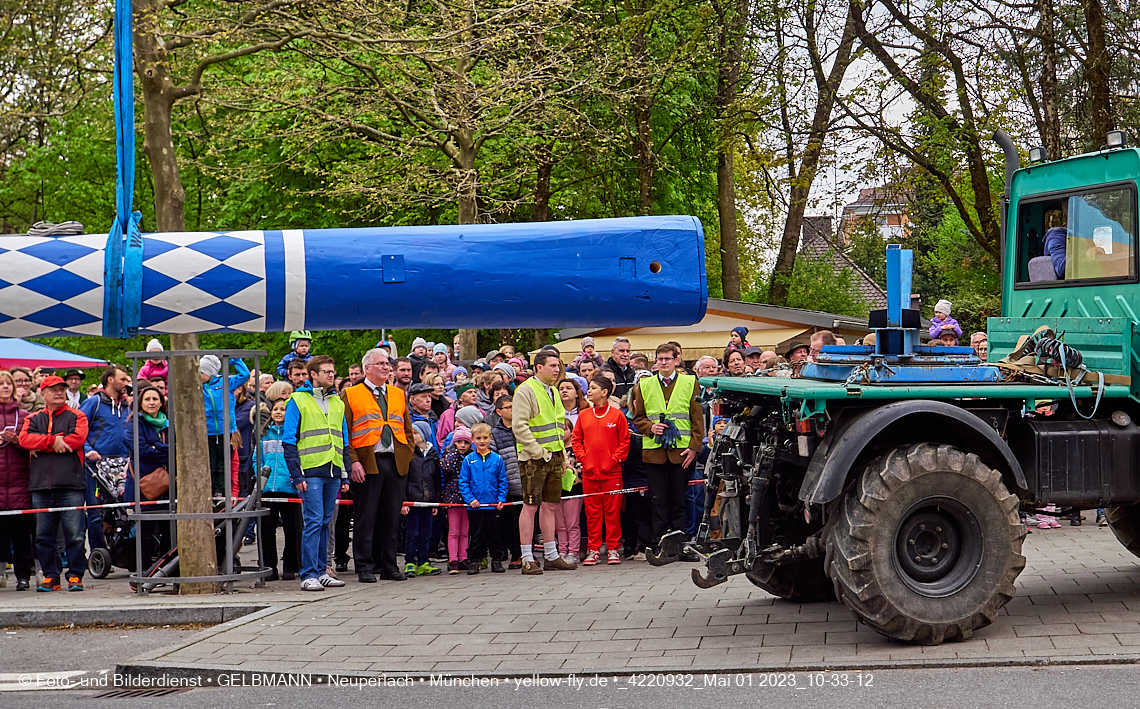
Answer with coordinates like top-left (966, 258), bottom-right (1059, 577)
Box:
top-left (662, 131), bottom-right (1140, 645)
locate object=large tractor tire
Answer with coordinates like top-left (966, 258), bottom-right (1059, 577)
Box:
top-left (827, 443), bottom-right (1026, 645)
top-left (1105, 504), bottom-right (1140, 558)
top-left (746, 559), bottom-right (835, 602)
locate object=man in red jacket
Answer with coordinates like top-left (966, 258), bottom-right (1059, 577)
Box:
top-left (19, 376), bottom-right (89, 592)
top-left (572, 375), bottom-right (630, 566)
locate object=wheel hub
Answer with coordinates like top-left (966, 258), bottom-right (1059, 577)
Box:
top-left (893, 497), bottom-right (983, 598)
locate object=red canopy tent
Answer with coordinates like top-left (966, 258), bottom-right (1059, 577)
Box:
top-left (0, 339), bottom-right (109, 371)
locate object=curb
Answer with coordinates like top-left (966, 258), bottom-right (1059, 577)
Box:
top-left (0, 605), bottom-right (267, 628)
top-left (115, 652), bottom-right (1140, 682)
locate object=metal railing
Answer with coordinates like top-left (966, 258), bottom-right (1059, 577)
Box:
top-left (125, 349), bottom-right (271, 594)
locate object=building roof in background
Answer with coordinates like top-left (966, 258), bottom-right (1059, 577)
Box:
top-left (554, 299), bottom-right (868, 362)
top-left (799, 216), bottom-right (888, 309)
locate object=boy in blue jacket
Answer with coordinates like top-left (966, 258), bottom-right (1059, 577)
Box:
top-left (459, 423), bottom-right (508, 575)
top-left (199, 355), bottom-right (250, 497)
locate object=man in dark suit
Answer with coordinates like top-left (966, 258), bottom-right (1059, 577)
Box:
top-left (342, 348), bottom-right (415, 582)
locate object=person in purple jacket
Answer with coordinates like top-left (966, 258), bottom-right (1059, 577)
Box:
top-left (928, 300), bottom-right (963, 341)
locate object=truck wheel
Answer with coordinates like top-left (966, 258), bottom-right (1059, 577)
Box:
top-left (1105, 504), bottom-right (1140, 558)
top-left (746, 560), bottom-right (835, 602)
top-left (827, 443), bottom-right (1025, 645)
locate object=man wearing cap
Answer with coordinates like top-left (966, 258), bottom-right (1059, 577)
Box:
top-left (742, 346), bottom-right (764, 372)
top-left (407, 383), bottom-right (439, 450)
top-left (343, 348), bottom-right (415, 582)
top-left (63, 370), bottom-right (86, 408)
top-left (512, 350), bottom-right (576, 574)
top-left (486, 350), bottom-right (507, 367)
top-left (199, 355), bottom-right (251, 497)
top-left (784, 342), bottom-right (810, 364)
top-left (19, 376), bottom-right (89, 591)
top-left (632, 344), bottom-right (705, 560)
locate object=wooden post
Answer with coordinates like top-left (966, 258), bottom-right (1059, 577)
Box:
top-left (169, 333), bottom-right (220, 594)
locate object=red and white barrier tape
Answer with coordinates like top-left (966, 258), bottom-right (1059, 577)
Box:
top-left (0, 480), bottom-right (706, 516)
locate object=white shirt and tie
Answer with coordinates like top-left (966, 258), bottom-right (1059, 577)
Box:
top-left (364, 379), bottom-right (395, 454)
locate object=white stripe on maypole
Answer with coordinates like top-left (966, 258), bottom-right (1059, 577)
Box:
top-left (281, 229), bottom-right (306, 330)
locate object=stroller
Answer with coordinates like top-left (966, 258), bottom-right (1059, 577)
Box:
top-left (87, 459), bottom-right (168, 579)
top-left (131, 466), bottom-right (267, 592)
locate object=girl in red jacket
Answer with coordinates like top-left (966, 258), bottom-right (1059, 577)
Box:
top-left (572, 375), bottom-right (630, 565)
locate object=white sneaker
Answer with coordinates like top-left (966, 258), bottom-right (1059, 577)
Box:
top-left (607, 550), bottom-right (622, 565)
top-left (564, 554), bottom-right (579, 565)
top-left (300, 577), bottom-right (324, 591)
top-left (582, 550), bottom-right (601, 566)
top-left (318, 573), bottom-right (346, 588)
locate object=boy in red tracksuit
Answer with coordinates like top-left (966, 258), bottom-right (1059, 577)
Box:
top-left (572, 374), bottom-right (630, 566)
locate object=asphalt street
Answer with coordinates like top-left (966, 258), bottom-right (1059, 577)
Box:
top-left (2, 663), bottom-right (1140, 708)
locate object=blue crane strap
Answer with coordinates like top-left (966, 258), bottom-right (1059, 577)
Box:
top-left (105, 0), bottom-right (142, 338)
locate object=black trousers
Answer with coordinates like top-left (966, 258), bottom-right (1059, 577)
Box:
top-left (0, 514), bottom-right (35, 580)
top-left (262, 496), bottom-right (301, 574)
top-left (334, 488), bottom-right (352, 566)
top-left (501, 496), bottom-right (523, 561)
top-left (467, 509), bottom-right (504, 562)
top-left (351, 454), bottom-right (407, 576)
top-left (621, 490), bottom-right (652, 555)
top-left (207, 435), bottom-right (227, 497)
top-left (646, 461), bottom-right (689, 542)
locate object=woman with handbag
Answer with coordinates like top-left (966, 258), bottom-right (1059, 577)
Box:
top-left (125, 384), bottom-right (172, 565)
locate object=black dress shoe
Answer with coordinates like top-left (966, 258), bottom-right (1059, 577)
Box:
top-left (679, 550), bottom-right (701, 563)
top-left (357, 572), bottom-right (377, 583)
top-left (379, 570), bottom-right (407, 581)
top-left (490, 560), bottom-right (505, 573)
top-left (335, 563), bottom-right (349, 573)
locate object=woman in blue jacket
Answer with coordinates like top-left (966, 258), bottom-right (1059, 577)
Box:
top-left (125, 384), bottom-right (172, 564)
top-left (260, 398), bottom-right (302, 581)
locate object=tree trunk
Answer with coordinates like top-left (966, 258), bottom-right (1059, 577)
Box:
top-left (1038, 0), bottom-right (1062, 159)
top-left (713, 0), bottom-right (748, 301)
top-left (768, 1), bottom-right (858, 306)
top-left (717, 150), bottom-right (741, 300)
top-left (168, 333), bottom-right (219, 593)
top-left (1082, 0), bottom-right (1114, 144)
top-left (534, 142), bottom-right (553, 222)
top-left (135, 0), bottom-right (218, 593)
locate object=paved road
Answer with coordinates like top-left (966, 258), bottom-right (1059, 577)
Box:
top-left (2, 665), bottom-right (1138, 708)
top-left (129, 522), bottom-right (1140, 674)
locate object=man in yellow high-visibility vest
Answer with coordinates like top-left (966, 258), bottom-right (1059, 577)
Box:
top-left (284, 355), bottom-right (351, 591)
top-left (512, 350), bottom-right (577, 575)
top-left (632, 343), bottom-right (705, 560)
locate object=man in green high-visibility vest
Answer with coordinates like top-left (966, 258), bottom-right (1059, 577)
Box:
top-left (512, 350), bottom-right (577, 575)
top-left (284, 355), bottom-right (351, 591)
top-left (632, 343), bottom-right (705, 561)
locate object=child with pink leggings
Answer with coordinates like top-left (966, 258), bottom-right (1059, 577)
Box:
top-left (440, 427), bottom-right (473, 574)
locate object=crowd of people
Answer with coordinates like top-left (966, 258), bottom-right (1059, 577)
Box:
top-left (0, 311), bottom-right (1054, 594)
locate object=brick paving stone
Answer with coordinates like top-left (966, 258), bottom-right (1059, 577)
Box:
top-left (129, 524), bottom-right (1140, 676)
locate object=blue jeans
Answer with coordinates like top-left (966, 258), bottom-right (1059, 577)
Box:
top-left (404, 507), bottom-right (432, 566)
top-left (33, 489), bottom-right (87, 580)
top-left (299, 475), bottom-right (339, 581)
top-left (686, 466), bottom-right (705, 537)
top-left (85, 465), bottom-right (106, 550)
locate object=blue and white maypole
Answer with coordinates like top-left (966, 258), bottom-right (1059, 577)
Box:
top-left (0, 7), bottom-right (708, 337)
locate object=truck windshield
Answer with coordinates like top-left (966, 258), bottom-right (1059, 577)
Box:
top-left (1014, 183), bottom-right (1137, 286)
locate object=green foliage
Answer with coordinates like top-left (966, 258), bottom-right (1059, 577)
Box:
top-left (746, 254), bottom-right (870, 318)
top-left (844, 218), bottom-right (887, 285)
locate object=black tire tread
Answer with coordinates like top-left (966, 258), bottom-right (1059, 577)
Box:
top-left (1106, 504), bottom-right (1140, 557)
top-left (828, 443), bottom-right (1026, 645)
top-left (745, 560), bottom-right (836, 602)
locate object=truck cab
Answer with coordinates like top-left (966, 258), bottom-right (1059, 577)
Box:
top-left (664, 133), bottom-right (1140, 647)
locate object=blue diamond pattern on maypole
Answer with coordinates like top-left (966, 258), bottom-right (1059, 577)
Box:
top-left (188, 235), bottom-right (260, 261)
top-left (0, 235), bottom-right (104, 337)
top-left (139, 230), bottom-right (266, 334)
